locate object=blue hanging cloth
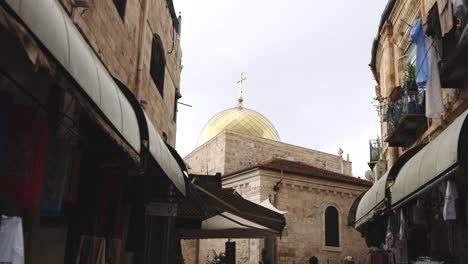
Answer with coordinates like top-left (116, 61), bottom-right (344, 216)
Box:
top-left (410, 19), bottom-right (429, 88)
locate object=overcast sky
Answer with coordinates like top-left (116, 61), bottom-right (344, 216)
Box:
top-left (173, 0), bottom-right (387, 177)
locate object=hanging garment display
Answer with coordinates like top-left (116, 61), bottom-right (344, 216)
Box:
top-left (425, 37), bottom-right (444, 119)
top-left (399, 209), bottom-right (406, 240)
top-left (438, 0), bottom-right (455, 36)
top-left (452, 0), bottom-right (468, 19)
top-left (0, 216), bottom-right (24, 264)
top-left (76, 236), bottom-right (106, 264)
top-left (411, 19), bottom-right (429, 88)
top-left (0, 106), bottom-right (50, 211)
top-left (41, 136), bottom-right (73, 217)
top-left (425, 4), bottom-right (442, 38)
top-left (385, 218), bottom-right (394, 250)
top-left (443, 179), bottom-right (458, 220)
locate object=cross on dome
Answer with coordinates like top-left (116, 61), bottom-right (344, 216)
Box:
top-left (236, 72), bottom-right (247, 108)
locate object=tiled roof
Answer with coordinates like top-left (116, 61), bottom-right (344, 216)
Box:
top-left (224, 158), bottom-right (372, 187)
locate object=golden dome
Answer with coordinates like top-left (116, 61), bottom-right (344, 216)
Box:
top-left (197, 106), bottom-right (280, 146)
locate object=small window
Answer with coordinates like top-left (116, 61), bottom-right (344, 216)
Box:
top-left (113, 0), bottom-right (126, 18)
top-left (150, 35), bottom-right (166, 97)
top-left (325, 206), bottom-right (339, 247)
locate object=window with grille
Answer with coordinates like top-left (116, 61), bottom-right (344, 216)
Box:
top-left (325, 206), bottom-right (339, 247)
top-left (113, 0), bottom-right (126, 18)
top-left (150, 35), bottom-right (166, 97)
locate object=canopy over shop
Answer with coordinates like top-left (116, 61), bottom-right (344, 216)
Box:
top-left (351, 109), bottom-right (468, 261)
top-left (0, 0), bottom-right (188, 263)
top-left (176, 176), bottom-right (286, 240)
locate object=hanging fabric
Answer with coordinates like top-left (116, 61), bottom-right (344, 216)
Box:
top-left (425, 4), bottom-right (442, 37)
top-left (438, 0), bottom-right (455, 36)
top-left (0, 105), bottom-right (50, 212)
top-left (0, 215), bottom-right (24, 264)
top-left (399, 209), bottom-right (406, 240)
top-left (385, 218), bottom-right (394, 250)
top-left (425, 37), bottom-right (445, 119)
top-left (41, 135), bottom-right (73, 217)
top-left (452, 0), bottom-right (468, 20)
top-left (443, 179), bottom-right (458, 220)
top-left (76, 236), bottom-right (106, 264)
top-left (411, 19), bottom-right (429, 88)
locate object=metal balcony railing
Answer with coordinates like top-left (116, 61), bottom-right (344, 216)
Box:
top-left (384, 89), bottom-right (426, 146)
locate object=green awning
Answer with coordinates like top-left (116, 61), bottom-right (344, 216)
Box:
top-left (391, 109), bottom-right (468, 209)
top-left (354, 172), bottom-right (388, 228)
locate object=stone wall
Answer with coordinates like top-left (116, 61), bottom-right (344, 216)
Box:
top-left (374, 0), bottom-right (468, 168)
top-left (58, 0), bottom-right (182, 146)
top-left (184, 132), bottom-right (227, 175)
top-left (185, 130), bottom-right (352, 176)
top-left (182, 168), bottom-right (370, 264)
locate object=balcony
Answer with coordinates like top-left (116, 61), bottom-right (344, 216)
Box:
top-left (368, 138), bottom-right (382, 170)
top-left (384, 89), bottom-right (427, 147)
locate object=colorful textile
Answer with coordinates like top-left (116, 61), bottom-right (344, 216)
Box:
top-left (0, 106), bottom-right (50, 211)
top-left (411, 19), bottom-right (429, 88)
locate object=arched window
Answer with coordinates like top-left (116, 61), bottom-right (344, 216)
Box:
top-left (325, 206), bottom-right (339, 247)
top-left (150, 35), bottom-right (166, 97)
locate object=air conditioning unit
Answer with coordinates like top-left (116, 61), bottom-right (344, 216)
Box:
top-left (73, 0), bottom-right (91, 8)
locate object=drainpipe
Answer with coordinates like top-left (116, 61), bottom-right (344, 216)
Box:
top-left (136, 0), bottom-right (150, 100)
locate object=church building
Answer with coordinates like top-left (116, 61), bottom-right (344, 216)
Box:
top-left (182, 74), bottom-right (371, 263)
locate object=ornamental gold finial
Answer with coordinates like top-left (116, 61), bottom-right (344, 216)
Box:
top-left (236, 72), bottom-right (246, 108)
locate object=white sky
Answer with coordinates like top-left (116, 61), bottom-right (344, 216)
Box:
top-left (173, 0), bottom-right (388, 177)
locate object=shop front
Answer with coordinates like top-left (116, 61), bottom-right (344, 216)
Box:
top-left (0, 1), bottom-right (187, 263)
top-left (176, 174), bottom-right (286, 264)
top-left (352, 109), bottom-right (468, 264)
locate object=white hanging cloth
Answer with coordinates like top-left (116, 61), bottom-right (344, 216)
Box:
top-left (399, 209), bottom-right (406, 240)
top-left (425, 37), bottom-right (444, 119)
top-left (0, 216), bottom-right (24, 264)
top-left (443, 179), bottom-right (458, 220)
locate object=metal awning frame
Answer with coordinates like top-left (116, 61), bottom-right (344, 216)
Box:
top-left (353, 144), bottom-right (429, 229)
top-left (177, 181), bottom-right (286, 239)
top-left (390, 109), bottom-right (468, 209)
top-left (0, 1), bottom-right (188, 195)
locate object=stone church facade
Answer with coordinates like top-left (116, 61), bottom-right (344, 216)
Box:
top-left (182, 158), bottom-right (371, 264)
top-left (185, 129), bottom-right (352, 176)
top-left (182, 82), bottom-right (370, 263)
